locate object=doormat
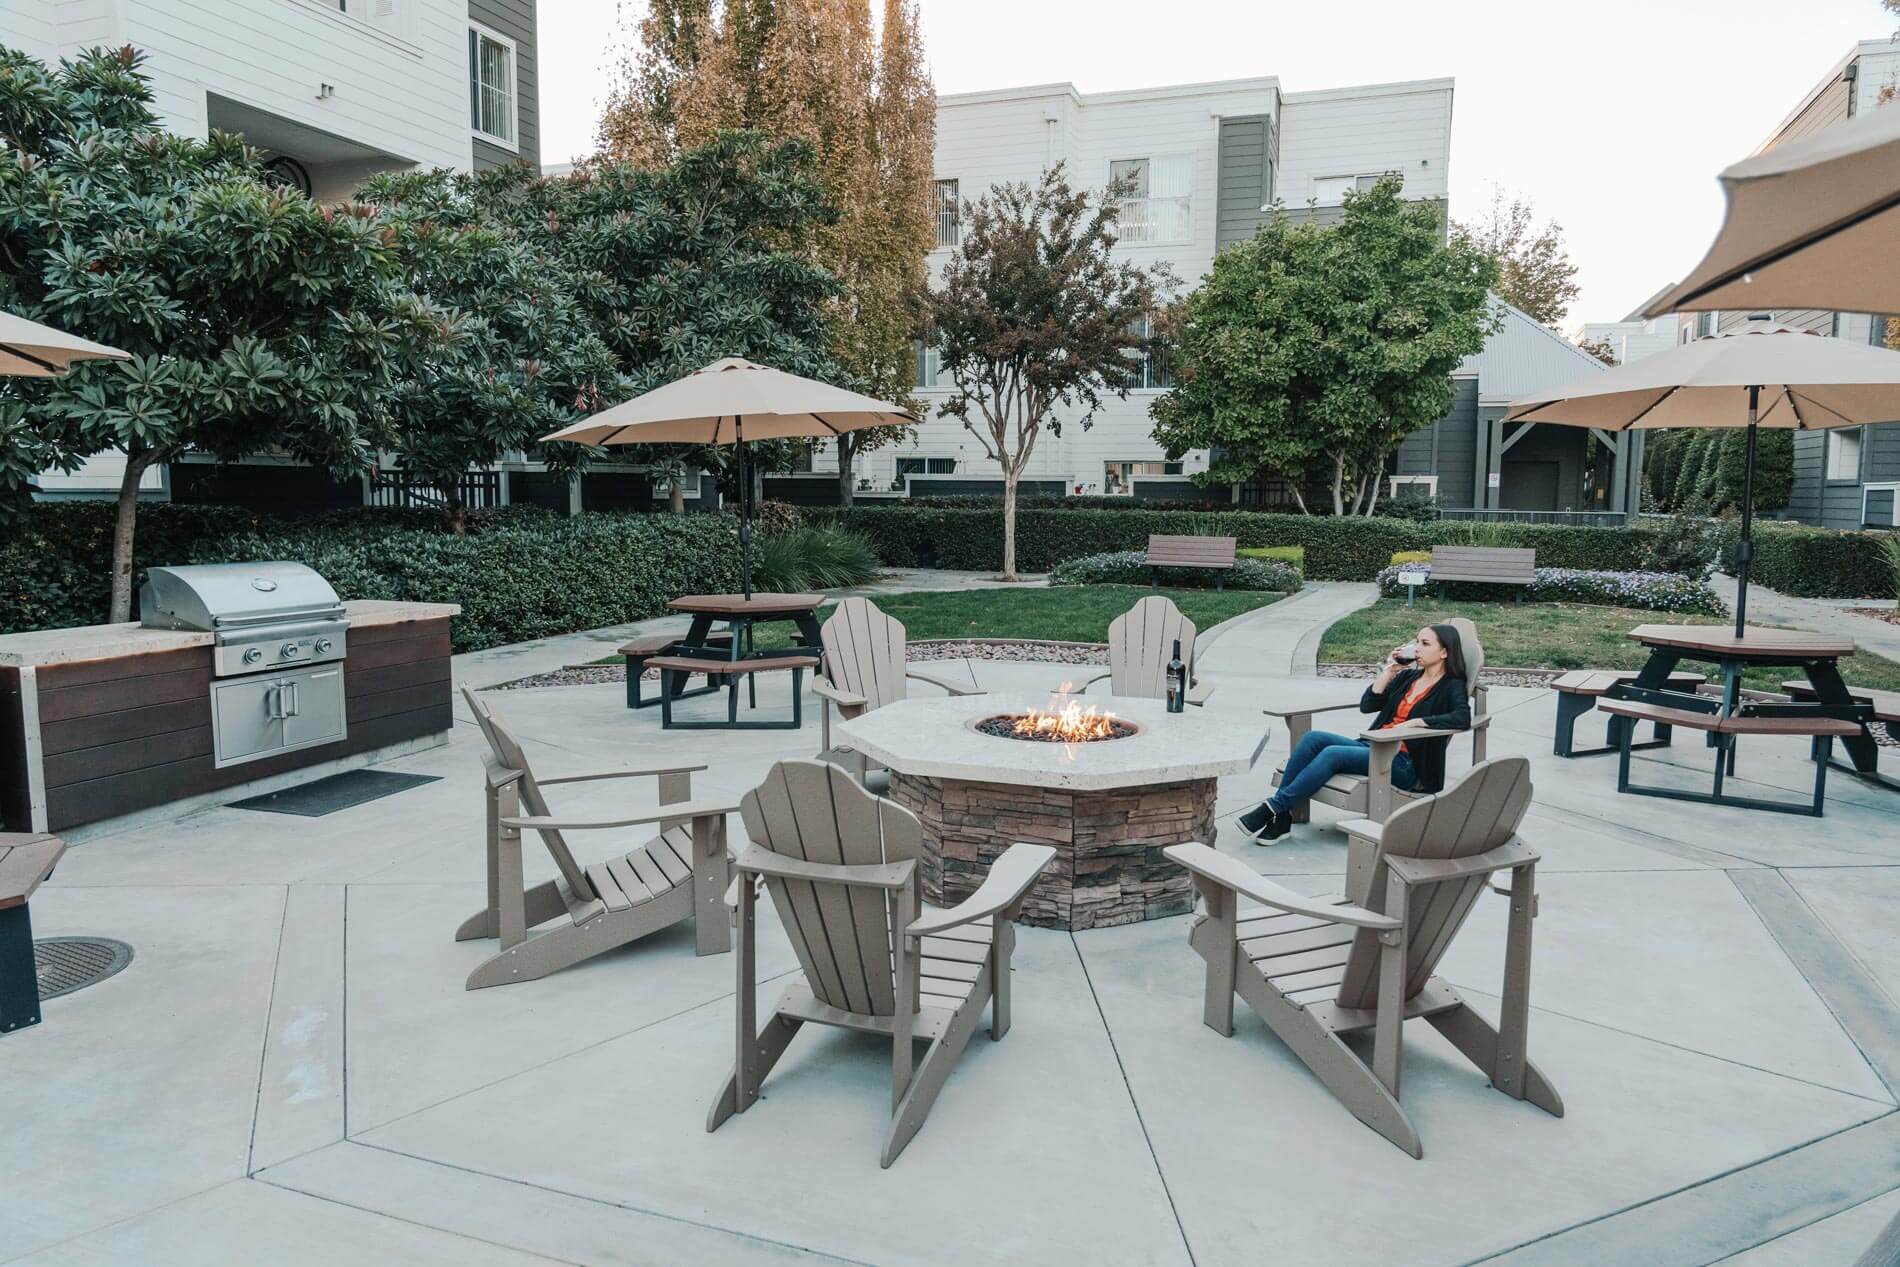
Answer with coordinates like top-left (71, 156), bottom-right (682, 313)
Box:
top-left (229, 770), bottom-right (441, 817)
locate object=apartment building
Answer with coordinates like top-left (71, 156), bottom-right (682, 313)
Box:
top-left (1582, 285), bottom-right (1683, 367)
top-left (1, 0), bottom-right (540, 503)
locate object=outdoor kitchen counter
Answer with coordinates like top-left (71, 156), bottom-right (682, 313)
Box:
top-left (0, 601), bottom-right (460, 667)
top-left (0, 601), bottom-right (461, 834)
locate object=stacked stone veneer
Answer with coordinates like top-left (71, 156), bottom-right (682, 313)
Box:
top-left (888, 771), bottom-right (1217, 929)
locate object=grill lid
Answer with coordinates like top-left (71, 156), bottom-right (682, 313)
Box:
top-left (140, 562), bottom-right (344, 632)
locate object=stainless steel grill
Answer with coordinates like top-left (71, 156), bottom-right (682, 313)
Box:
top-left (140, 563), bottom-right (350, 768)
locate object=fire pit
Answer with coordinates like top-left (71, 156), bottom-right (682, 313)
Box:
top-left (835, 693), bottom-right (1265, 929)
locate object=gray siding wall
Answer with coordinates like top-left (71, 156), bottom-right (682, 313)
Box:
top-left (469, 0), bottom-right (538, 171)
top-left (1394, 376), bottom-right (1477, 508)
top-left (1215, 115), bottom-right (1275, 249)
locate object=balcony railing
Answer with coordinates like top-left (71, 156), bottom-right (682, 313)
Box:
top-left (1115, 196), bottom-right (1192, 244)
top-left (1438, 507), bottom-right (1634, 527)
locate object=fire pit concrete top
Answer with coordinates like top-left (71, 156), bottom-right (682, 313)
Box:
top-left (836, 694), bottom-right (1267, 792)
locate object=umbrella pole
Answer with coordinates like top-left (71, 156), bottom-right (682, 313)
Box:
top-left (737, 418), bottom-right (753, 600)
top-left (1734, 386), bottom-right (1759, 639)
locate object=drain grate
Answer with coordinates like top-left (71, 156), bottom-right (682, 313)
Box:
top-left (34, 937), bottom-right (133, 1001)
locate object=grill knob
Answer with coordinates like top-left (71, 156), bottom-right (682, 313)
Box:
top-left (314, 637), bottom-right (333, 654)
top-left (242, 648), bottom-right (263, 665)
top-left (280, 642), bottom-right (302, 659)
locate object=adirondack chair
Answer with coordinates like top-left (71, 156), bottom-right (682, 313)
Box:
top-left (1074, 594), bottom-right (1213, 705)
top-left (812, 597), bottom-right (983, 785)
top-left (707, 760), bottom-right (1055, 1167)
top-left (1270, 615), bottom-right (1489, 824)
top-left (1166, 755), bottom-right (1561, 1157)
top-left (456, 686), bottom-right (736, 990)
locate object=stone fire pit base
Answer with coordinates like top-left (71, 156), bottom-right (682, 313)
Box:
top-left (888, 771), bottom-right (1216, 930)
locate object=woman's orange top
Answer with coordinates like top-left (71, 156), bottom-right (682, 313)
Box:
top-left (1391, 677), bottom-right (1434, 751)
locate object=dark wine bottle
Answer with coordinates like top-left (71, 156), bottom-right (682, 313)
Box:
top-left (1167, 638), bottom-right (1186, 713)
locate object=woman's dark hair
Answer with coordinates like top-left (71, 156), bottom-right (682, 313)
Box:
top-left (1429, 622), bottom-right (1468, 682)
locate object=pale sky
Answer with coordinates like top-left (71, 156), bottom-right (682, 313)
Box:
top-left (539, 0), bottom-right (1895, 332)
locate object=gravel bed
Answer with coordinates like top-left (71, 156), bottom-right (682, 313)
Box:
top-left (1317, 663), bottom-right (1564, 689)
top-left (1847, 607), bottom-right (1900, 625)
top-left (489, 638), bottom-right (1108, 691)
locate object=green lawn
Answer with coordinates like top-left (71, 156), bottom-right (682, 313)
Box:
top-left (1319, 597), bottom-right (1900, 693)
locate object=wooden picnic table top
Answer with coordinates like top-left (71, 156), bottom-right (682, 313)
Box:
top-left (0, 833), bottom-right (65, 909)
top-left (668, 593), bottom-right (825, 617)
top-left (1627, 624), bottom-right (1858, 660)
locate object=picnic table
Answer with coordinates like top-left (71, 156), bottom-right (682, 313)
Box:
top-left (2, 832), bottom-right (66, 1035)
top-left (649, 594), bottom-right (827, 730)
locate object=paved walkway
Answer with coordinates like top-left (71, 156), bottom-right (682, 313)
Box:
top-left (1710, 572), bottom-right (1900, 662)
top-left (8, 580), bottom-right (1900, 1266)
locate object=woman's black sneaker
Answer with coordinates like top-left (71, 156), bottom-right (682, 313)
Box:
top-left (1260, 808), bottom-right (1294, 840)
top-left (1238, 803), bottom-right (1274, 839)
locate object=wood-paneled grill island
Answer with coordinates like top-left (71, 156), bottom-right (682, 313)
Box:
top-left (836, 694), bottom-right (1266, 929)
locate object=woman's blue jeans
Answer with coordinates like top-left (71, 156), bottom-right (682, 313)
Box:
top-left (1267, 730), bottom-right (1415, 814)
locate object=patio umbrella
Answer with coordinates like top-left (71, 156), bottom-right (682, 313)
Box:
top-left (0, 310), bottom-right (129, 377)
top-left (1506, 320), bottom-right (1900, 637)
top-left (541, 357), bottom-right (916, 597)
top-left (1644, 102), bottom-right (1900, 317)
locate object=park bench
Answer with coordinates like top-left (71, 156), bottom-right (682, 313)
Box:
top-left (619, 630), bottom-right (732, 709)
top-left (1146, 534), bottom-right (1237, 590)
top-left (1428, 545), bottom-right (1536, 596)
top-left (1551, 668), bottom-right (1707, 757)
top-left (647, 653), bottom-right (820, 731)
top-left (2, 832), bottom-right (66, 1035)
top-left (1597, 697), bottom-right (1860, 816)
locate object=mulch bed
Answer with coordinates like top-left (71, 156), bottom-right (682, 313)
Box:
top-left (489, 638), bottom-right (1108, 691)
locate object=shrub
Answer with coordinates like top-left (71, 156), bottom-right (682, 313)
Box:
top-left (1237, 545), bottom-right (1305, 573)
top-left (1884, 533), bottom-right (1900, 610)
top-left (751, 526), bottom-right (880, 592)
top-left (1049, 550), bottom-right (1301, 592)
top-left (735, 499), bottom-right (804, 538)
top-left (1376, 490), bottom-right (1440, 522)
top-left (1640, 506), bottom-right (1721, 580)
top-left (1748, 524), bottom-right (1896, 599)
top-left (1374, 565), bottom-right (1726, 615)
top-left (1389, 550), bottom-right (1432, 567)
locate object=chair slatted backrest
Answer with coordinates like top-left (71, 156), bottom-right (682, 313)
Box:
top-left (460, 685), bottom-right (597, 903)
top-left (1445, 615), bottom-right (1485, 703)
top-left (1146, 534), bottom-right (1237, 569)
top-left (740, 760), bottom-right (925, 1019)
top-left (820, 598), bottom-right (909, 714)
top-left (1108, 596), bottom-right (1198, 699)
top-left (1334, 756), bottom-right (1532, 1010)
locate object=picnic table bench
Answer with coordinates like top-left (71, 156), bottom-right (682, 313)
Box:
top-left (2, 832), bottom-right (66, 1035)
top-left (646, 653), bottom-right (820, 731)
top-left (1428, 546), bottom-right (1536, 594)
top-left (619, 630), bottom-right (732, 710)
top-left (1552, 668), bottom-right (1707, 757)
top-left (1598, 697), bottom-right (1860, 816)
top-left (1146, 535), bottom-right (1237, 590)
top-left (1781, 679), bottom-right (1900, 787)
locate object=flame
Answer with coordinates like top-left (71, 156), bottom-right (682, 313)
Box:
top-left (1011, 692), bottom-right (1121, 743)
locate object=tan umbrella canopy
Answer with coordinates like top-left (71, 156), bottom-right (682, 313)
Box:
top-left (541, 356), bottom-right (917, 596)
top-left (1508, 320), bottom-right (1900, 634)
top-left (0, 310), bottom-right (129, 378)
top-left (1644, 102), bottom-right (1900, 317)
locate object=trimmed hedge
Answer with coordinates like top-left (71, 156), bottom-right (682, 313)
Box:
top-left (0, 502), bottom-right (742, 652)
top-left (1375, 564), bottom-right (1727, 615)
top-left (1050, 550), bottom-right (1301, 592)
top-left (1237, 545), bottom-right (1305, 573)
top-left (1747, 524), bottom-right (1896, 599)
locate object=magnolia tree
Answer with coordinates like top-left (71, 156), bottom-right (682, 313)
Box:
top-left (923, 167), bottom-right (1166, 580)
top-left (1152, 178), bottom-right (1497, 515)
top-left (0, 45), bottom-right (441, 620)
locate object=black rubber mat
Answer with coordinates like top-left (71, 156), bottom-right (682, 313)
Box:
top-left (229, 770), bottom-right (440, 817)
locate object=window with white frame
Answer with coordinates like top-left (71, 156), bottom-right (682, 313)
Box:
top-left (912, 338), bottom-right (943, 388)
top-left (1387, 475), bottom-right (1439, 497)
top-left (316, 0), bottom-right (415, 41)
top-left (1122, 314), bottom-right (1170, 389)
top-left (1103, 460), bottom-right (1183, 496)
top-left (934, 179), bottom-right (959, 248)
top-left (1109, 155), bottom-right (1192, 244)
top-left (468, 23), bottom-right (517, 148)
top-left (1826, 428), bottom-right (1864, 481)
top-left (1312, 172), bottom-right (1402, 205)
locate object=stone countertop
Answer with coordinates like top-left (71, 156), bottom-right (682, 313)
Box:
top-left (0, 600), bottom-right (460, 668)
top-left (836, 694), bottom-right (1267, 792)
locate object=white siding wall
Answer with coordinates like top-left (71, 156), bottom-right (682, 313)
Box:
top-left (0, 1), bottom-right (58, 61)
top-left (836, 75), bottom-right (1453, 495)
top-left (1581, 318), bottom-right (1680, 366)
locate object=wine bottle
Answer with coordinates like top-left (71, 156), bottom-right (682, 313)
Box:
top-left (1167, 638), bottom-right (1186, 713)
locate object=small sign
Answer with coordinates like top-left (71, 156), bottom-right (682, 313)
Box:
top-left (1487, 472), bottom-right (1502, 488)
top-left (1396, 569), bottom-right (1430, 588)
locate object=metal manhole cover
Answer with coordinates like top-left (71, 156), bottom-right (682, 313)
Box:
top-left (34, 937), bottom-right (133, 1001)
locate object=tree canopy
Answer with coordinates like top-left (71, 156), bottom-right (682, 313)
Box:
top-left (1151, 178), bottom-right (1498, 515)
top-left (1453, 188), bottom-right (1580, 327)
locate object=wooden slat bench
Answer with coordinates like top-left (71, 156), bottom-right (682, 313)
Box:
top-left (1551, 669), bottom-right (1707, 757)
top-left (618, 631), bottom-right (732, 710)
top-left (1781, 679), bottom-right (1899, 788)
top-left (1598, 698), bottom-right (1861, 816)
top-left (1146, 535), bottom-right (1238, 590)
top-left (1427, 546), bottom-right (1536, 596)
top-left (647, 654), bottom-right (821, 731)
top-left (1, 832), bottom-right (66, 1035)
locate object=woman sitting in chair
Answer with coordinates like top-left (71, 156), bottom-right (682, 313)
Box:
top-left (1240, 622), bottom-right (1473, 842)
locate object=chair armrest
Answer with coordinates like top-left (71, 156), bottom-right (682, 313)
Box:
top-left (1336, 817), bottom-right (1383, 845)
top-left (1261, 696), bottom-right (1363, 720)
top-left (1359, 714), bottom-right (1489, 743)
top-left (906, 843), bottom-right (1055, 937)
top-left (1163, 842), bottom-right (1400, 931)
top-left (734, 844), bottom-right (917, 891)
top-left (537, 762), bottom-right (708, 786)
top-left (906, 669), bottom-right (984, 697)
top-left (500, 800), bottom-right (735, 832)
top-left (1384, 838), bottom-right (1540, 886)
top-left (1187, 679), bottom-right (1214, 705)
top-left (812, 678), bottom-right (867, 708)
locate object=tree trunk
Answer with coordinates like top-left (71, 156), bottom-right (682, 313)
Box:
top-left (109, 452), bottom-right (154, 624)
top-left (1001, 468), bottom-right (1019, 582)
top-left (1362, 455), bottom-right (1385, 517)
top-left (836, 436), bottom-right (855, 507)
top-left (442, 483), bottom-right (469, 535)
top-left (1330, 453), bottom-right (1346, 517)
top-left (668, 477), bottom-right (685, 514)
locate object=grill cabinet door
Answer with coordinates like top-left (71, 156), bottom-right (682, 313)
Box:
top-left (212, 676), bottom-right (286, 767)
top-left (282, 666), bottom-right (346, 750)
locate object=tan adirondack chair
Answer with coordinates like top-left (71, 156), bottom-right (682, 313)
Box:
top-left (456, 686), bottom-right (736, 990)
top-left (812, 597), bottom-right (983, 784)
top-left (1167, 755), bottom-right (1561, 1157)
top-left (1075, 594), bottom-right (1212, 704)
top-left (707, 760), bottom-right (1054, 1167)
top-left (1270, 615), bottom-right (1489, 824)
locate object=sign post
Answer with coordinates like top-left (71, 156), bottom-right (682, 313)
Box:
top-left (1396, 567), bottom-right (1430, 609)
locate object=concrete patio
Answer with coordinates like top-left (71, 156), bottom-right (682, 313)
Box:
top-left (6, 585), bottom-right (1898, 1266)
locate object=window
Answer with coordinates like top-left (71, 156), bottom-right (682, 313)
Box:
top-left (468, 23), bottom-right (517, 148)
top-left (912, 339), bottom-right (943, 389)
top-left (1387, 475), bottom-right (1439, 497)
top-left (1121, 314), bottom-right (1170, 390)
top-left (895, 457), bottom-right (955, 477)
top-left (1102, 460), bottom-right (1182, 495)
top-left (934, 179), bottom-right (959, 248)
top-left (1109, 155), bottom-right (1192, 244)
top-left (317, 0), bottom-right (414, 41)
top-left (1827, 428), bottom-right (1864, 481)
top-left (1312, 172), bottom-right (1401, 205)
